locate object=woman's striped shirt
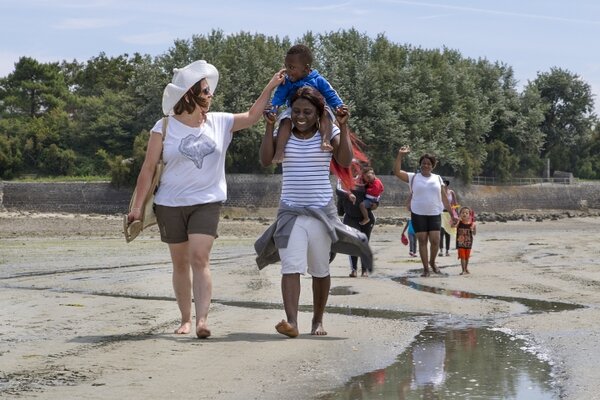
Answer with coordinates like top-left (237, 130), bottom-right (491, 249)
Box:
top-left (281, 127), bottom-right (339, 208)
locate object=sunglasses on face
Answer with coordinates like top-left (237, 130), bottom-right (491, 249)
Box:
top-left (200, 87), bottom-right (211, 96)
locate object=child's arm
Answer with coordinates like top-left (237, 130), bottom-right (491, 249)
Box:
top-left (315, 75), bottom-right (343, 110)
top-left (471, 223), bottom-right (477, 235)
top-left (270, 78), bottom-right (291, 108)
top-left (401, 223), bottom-right (408, 235)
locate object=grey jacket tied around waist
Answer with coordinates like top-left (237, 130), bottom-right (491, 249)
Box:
top-left (254, 201), bottom-right (373, 271)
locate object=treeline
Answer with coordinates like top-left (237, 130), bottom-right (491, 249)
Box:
top-left (0, 29), bottom-right (598, 184)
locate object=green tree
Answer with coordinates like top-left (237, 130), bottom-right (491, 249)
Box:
top-left (0, 57), bottom-right (69, 118)
top-left (531, 67), bottom-right (596, 174)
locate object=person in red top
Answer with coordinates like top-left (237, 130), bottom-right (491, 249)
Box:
top-left (359, 167), bottom-right (384, 225)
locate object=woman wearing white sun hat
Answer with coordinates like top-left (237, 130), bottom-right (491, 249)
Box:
top-left (127, 60), bottom-right (284, 338)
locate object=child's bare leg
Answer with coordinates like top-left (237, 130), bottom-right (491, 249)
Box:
top-left (460, 259), bottom-right (469, 275)
top-left (273, 119), bottom-right (291, 164)
top-left (320, 113), bottom-right (334, 152)
top-left (359, 201), bottom-right (370, 225)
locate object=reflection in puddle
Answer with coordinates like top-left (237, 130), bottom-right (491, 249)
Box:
top-left (394, 277), bottom-right (583, 313)
top-left (321, 325), bottom-right (559, 400)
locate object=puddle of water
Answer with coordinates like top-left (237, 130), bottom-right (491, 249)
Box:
top-left (329, 286), bottom-right (358, 296)
top-left (320, 324), bottom-right (559, 400)
top-left (215, 299), bottom-right (427, 319)
top-left (394, 277), bottom-right (583, 313)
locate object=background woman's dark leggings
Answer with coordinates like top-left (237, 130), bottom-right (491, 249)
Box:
top-left (440, 228), bottom-right (450, 252)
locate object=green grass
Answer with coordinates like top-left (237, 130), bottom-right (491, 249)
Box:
top-left (12, 175), bottom-right (111, 183)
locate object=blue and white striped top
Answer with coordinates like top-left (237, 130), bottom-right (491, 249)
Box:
top-left (281, 127), bottom-right (339, 207)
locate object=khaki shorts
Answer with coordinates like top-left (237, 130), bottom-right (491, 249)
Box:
top-left (278, 215), bottom-right (332, 278)
top-left (155, 202), bottom-right (222, 243)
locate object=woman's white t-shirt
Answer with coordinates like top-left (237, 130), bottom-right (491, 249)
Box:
top-left (153, 113), bottom-right (234, 206)
top-left (408, 172), bottom-right (444, 216)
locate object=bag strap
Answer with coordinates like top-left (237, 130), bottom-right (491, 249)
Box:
top-left (409, 173), bottom-right (417, 193)
top-left (160, 116), bottom-right (168, 160)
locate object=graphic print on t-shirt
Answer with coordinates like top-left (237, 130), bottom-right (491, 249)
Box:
top-left (178, 133), bottom-right (216, 169)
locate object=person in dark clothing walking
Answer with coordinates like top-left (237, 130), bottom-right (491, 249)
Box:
top-left (336, 174), bottom-right (376, 277)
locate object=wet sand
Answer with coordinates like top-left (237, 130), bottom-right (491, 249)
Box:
top-left (1, 209), bottom-right (600, 399)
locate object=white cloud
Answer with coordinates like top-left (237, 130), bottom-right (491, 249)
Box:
top-left (379, 0), bottom-right (600, 25)
top-left (121, 31), bottom-right (174, 46)
top-left (53, 18), bottom-right (123, 30)
top-left (296, 1), bottom-right (353, 12)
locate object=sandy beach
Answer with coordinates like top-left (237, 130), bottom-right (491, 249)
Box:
top-left (1, 208), bottom-right (600, 399)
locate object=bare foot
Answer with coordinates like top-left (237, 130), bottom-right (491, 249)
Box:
top-left (464, 269), bottom-right (470, 274)
top-left (359, 218), bottom-right (370, 225)
top-left (430, 262), bottom-right (442, 274)
top-left (275, 320), bottom-right (299, 338)
top-left (311, 321), bottom-right (327, 336)
top-left (421, 269), bottom-right (430, 277)
top-left (174, 321), bottom-right (192, 334)
top-left (321, 142), bottom-right (333, 152)
top-left (196, 324), bottom-right (211, 339)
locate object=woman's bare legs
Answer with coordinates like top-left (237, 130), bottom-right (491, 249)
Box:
top-left (311, 275), bottom-right (330, 335)
top-left (168, 242), bottom-right (193, 334)
top-left (277, 273), bottom-right (300, 338)
top-left (188, 233), bottom-right (215, 338)
top-left (168, 234), bottom-right (215, 338)
top-left (428, 230), bottom-right (441, 273)
top-left (416, 230), bottom-right (442, 275)
top-left (416, 232), bottom-right (430, 276)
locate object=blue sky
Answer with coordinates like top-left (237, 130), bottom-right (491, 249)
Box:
top-left (2, 0), bottom-right (599, 114)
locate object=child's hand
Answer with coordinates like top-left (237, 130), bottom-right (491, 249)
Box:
top-left (263, 106), bottom-right (277, 124)
top-left (335, 105), bottom-right (349, 125)
top-left (335, 104), bottom-right (348, 116)
top-left (269, 68), bottom-right (286, 89)
top-left (348, 193), bottom-right (356, 204)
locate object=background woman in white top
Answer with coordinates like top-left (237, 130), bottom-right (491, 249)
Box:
top-left (393, 146), bottom-right (456, 277)
top-left (259, 86), bottom-right (353, 338)
top-left (127, 60), bottom-right (284, 338)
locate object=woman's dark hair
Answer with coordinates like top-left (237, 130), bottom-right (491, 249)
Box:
top-left (288, 86), bottom-right (369, 192)
top-left (173, 79), bottom-right (210, 115)
top-left (290, 86), bottom-right (325, 119)
top-left (418, 153), bottom-right (437, 168)
top-left (287, 44), bottom-right (313, 66)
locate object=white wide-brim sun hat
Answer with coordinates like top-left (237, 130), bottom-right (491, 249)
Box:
top-left (162, 60), bottom-right (219, 115)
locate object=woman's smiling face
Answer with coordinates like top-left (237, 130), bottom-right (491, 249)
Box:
top-left (420, 157), bottom-right (434, 174)
top-left (290, 98), bottom-right (319, 133)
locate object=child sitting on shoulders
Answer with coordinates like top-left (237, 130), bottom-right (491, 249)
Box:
top-left (269, 44), bottom-right (346, 164)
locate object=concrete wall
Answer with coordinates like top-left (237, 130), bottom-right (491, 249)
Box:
top-left (1, 175), bottom-right (599, 214)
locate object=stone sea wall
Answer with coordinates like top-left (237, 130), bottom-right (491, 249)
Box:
top-left (1, 175), bottom-right (599, 214)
